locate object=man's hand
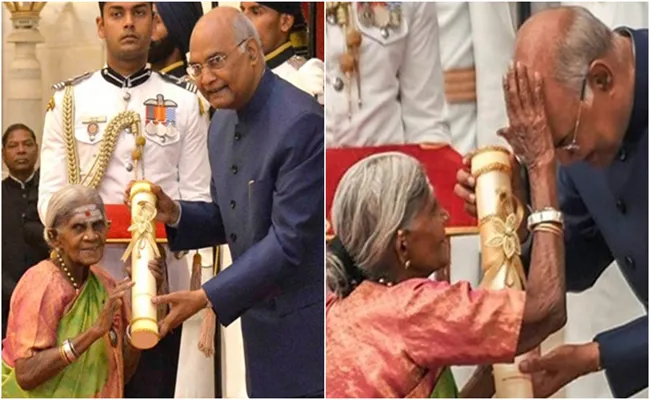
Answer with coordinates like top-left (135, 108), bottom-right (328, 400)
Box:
top-left (520, 343), bottom-right (601, 398)
top-left (124, 180), bottom-right (179, 225)
top-left (151, 289), bottom-right (210, 337)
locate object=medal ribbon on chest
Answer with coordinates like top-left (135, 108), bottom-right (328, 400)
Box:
top-left (357, 2), bottom-right (402, 38)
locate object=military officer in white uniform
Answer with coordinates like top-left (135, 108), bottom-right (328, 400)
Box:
top-left (38, 2), bottom-right (211, 398)
top-left (39, 66), bottom-right (210, 273)
top-left (326, 2), bottom-right (450, 148)
top-left (241, 2), bottom-right (324, 104)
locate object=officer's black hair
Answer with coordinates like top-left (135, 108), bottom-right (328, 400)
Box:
top-left (2, 124), bottom-right (36, 148)
top-left (98, 2), bottom-right (153, 17)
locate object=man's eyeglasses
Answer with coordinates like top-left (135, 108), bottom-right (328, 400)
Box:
top-left (555, 76), bottom-right (588, 152)
top-left (187, 38), bottom-right (250, 80)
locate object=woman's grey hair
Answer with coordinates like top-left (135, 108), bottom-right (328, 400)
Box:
top-left (43, 185), bottom-right (106, 248)
top-left (327, 152), bottom-right (434, 297)
top-left (554, 6), bottom-right (613, 95)
top-left (233, 11), bottom-right (263, 53)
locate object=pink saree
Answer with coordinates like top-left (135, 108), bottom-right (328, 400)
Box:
top-left (2, 260), bottom-right (128, 398)
top-left (326, 279), bottom-right (525, 398)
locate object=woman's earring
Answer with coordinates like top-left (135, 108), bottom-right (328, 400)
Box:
top-left (404, 260), bottom-right (411, 269)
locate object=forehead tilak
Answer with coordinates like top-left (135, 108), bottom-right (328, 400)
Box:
top-left (69, 204), bottom-right (105, 221)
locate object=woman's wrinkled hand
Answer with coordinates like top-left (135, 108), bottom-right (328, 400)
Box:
top-left (95, 278), bottom-right (134, 336)
top-left (501, 62), bottom-right (556, 170)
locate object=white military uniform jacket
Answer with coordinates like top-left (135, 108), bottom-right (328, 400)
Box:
top-left (38, 65), bottom-right (211, 292)
top-left (326, 2), bottom-right (450, 147)
top-left (267, 42), bottom-right (324, 105)
top-left (436, 2), bottom-right (516, 155)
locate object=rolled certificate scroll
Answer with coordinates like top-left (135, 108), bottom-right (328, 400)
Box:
top-left (121, 181), bottom-right (161, 350)
top-left (470, 146), bottom-right (537, 398)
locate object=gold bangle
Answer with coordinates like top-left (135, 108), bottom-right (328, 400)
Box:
top-left (535, 221), bottom-right (563, 229)
top-left (125, 324), bottom-right (134, 346)
top-left (59, 345), bottom-right (71, 365)
top-left (541, 222), bottom-right (564, 232)
top-left (67, 339), bottom-right (80, 359)
top-left (534, 225), bottom-right (563, 236)
top-left (534, 224), bottom-right (559, 235)
top-left (62, 340), bottom-right (77, 363)
top-left (533, 223), bottom-right (564, 236)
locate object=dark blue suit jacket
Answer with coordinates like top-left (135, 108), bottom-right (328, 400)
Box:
top-left (167, 69), bottom-right (324, 398)
top-left (523, 28), bottom-right (648, 398)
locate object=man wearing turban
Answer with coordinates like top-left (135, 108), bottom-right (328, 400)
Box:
top-left (150, 2), bottom-right (203, 79)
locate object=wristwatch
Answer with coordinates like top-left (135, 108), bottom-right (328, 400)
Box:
top-left (527, 207), bottom-right (564, 231)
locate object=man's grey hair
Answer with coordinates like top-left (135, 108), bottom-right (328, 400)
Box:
top-left (327, 152), bottom-right (434, 297)
top-left (233, 11), bottom-right (263, 54)
top-left (554, 6), bottom-right (613, 94)
top-left (43, 184), bottom-right (106, 248)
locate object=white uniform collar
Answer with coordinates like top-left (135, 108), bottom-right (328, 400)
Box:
top-left (101, 63), bottom-right (152, 89)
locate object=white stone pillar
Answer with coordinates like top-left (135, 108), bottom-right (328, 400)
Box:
top-left (3, 2), bottom-right (46, 145)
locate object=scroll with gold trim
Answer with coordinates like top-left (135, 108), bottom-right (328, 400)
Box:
top-left (122, 181), bottom-right (161, 350)
top-left (470, 146), bottom-right (538, 398)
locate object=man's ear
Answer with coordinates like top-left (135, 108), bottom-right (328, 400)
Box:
top-left (246, 39), bottom-right (261, 63)
top-left (587, 60), bottom-right (614, 94)
top-left (96, 16), bottom-right (106, 40)
top-left (279, 14), bottom-right (295, 34)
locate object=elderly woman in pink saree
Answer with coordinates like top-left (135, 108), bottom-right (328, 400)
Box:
top-left (2, 185), bottom-right (163, 398)
top-left (326, 150), bottom-right (566, 398)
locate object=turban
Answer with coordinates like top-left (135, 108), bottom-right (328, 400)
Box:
top-left (155, 2), bottom-right (203, 57)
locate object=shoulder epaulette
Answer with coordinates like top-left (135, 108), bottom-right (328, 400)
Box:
top-left (51, 71), bottom-right (93, 91)
top-left (157, 71), bottom-right (198, 94)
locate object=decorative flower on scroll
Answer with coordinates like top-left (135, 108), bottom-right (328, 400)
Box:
top-left (121, 200), bottom-right (161, 262)
top-left (484, 193), bottom-right (523, 261)
top-left (128, 201), bottom-right (156, 237)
